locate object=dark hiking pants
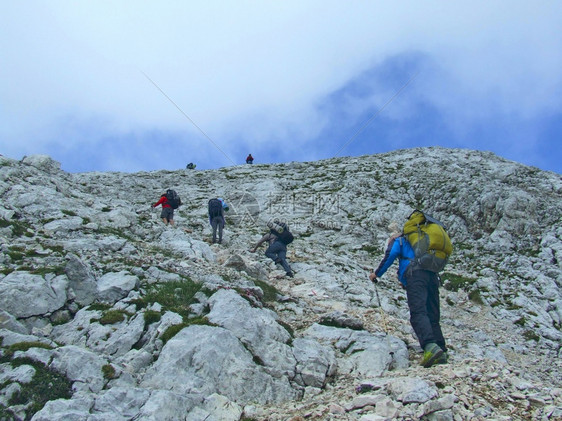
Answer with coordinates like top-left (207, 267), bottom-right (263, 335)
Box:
top-left (265, 241), bottom-right (292, 274)
top-left (405, 269), bottom-right (446, 352)
top-left (211, 216), bottom-right (224, 243)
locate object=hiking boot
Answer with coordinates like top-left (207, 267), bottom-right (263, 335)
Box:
top-left (420, 343), bottom-right (444, 368)
top-left (286, 271), bottom-right (294, 278)
top-left (435, 351), bottom-right (448, 365)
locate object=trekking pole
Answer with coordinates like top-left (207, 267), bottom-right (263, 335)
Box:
top-left (370, 271), bottom-right (394, 357)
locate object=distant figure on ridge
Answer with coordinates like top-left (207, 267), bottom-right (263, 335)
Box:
top-left (208, 197), bottom-right (229, 244)
top-left (152, 189), bottom-right (181, 226)
top-left (186, 162), bottom-right (196, 170)
top-left (250, 218), bottom-right (294, 277)
top-left (246, 154), bottom-right (254, 164)
top-left (370, 212), bottom-right (452, 368)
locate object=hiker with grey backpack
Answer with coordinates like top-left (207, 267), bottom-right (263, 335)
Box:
top-left (250, 218), bottom-right (294, 277)
top-left (208, 198), bottom-right (229, 244)
top-left (370, 212), bottom-right (453, 368)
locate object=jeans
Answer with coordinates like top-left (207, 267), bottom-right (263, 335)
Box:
top-left (265, 241), bottom-right (292, 273)
top-left (406, 269), bottom-right (446, 351)
top-left (211, 216), bottom-right (224, 243)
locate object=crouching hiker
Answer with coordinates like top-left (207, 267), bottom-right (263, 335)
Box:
top-left (250, 219), bottom-right (294, 277)
top-left (208, 198), bottom-right (229, 244)
top-left (369, 219), bottom-right (449, 368)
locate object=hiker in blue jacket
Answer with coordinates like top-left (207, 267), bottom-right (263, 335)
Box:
top-left (208, 198), bottom-right (228, 244)
top-left (370, 222), bottom-right (447, 367)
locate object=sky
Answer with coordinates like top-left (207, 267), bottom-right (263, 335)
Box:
top-left (1, 1), bottom-right (561, 174)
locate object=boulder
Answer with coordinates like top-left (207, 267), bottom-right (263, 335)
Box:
top-left (0, 272), bottom-right (67, 318)
top-left (97, 271), bottom-right (139, 304)
top-left (22, 154), bottom-right (61, 173)
top-left (65, 254), bottom-right (98, 306)
top-left (141, 325), bottom-right (299, 404)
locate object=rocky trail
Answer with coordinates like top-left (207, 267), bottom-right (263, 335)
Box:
top-left (0, 148), bottom-right (561, 420)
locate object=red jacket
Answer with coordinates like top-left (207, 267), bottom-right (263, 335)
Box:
top-left (153, 196), bottom-right (171, 208)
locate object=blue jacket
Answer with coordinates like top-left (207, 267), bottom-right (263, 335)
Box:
top-left (374, 236), bottom-right (415, 286)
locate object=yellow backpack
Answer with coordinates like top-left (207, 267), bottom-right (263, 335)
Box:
top-left (403, 210), bottom-right (453, 272)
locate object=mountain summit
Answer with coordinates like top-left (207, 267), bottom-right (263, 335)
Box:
top-left (1, 148), bottom-right (561, 420)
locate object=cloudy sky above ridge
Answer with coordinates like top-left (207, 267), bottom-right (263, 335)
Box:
top-left (1, 1), bottom-right (561, 174)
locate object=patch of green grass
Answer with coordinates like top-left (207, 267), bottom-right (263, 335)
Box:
top-left (278, 320), bottom-right (295, 340)
top-left (101, 206), bottom-right (112, 212)
top-left (442, 273), bottom-right (476, 292)
top-left (87, 303), bottom-right (113, 312)
top-left (61, 209), bottom-right (77, 217)
top-left (29, 265), bottom-right (66, 276)
top-left (299, 230), bottom-right (314, 238)
top-left (7, 357), bottom-right (72, 419)
top-left (0, 404), bottom-right (13, 420)
top-left (360, 244), bottom-right (379, 254)
top-left (523, 330), bottom-right (540, 342)
top-left (102, 364), bottom-right (116, 380)
top-left (514, 317), bottom-right (526, 326)
top-left (7, 250), bottom-right (24, 261)
top-left (0, 219), bottom-right (32, 237)
top-left (0, 341), bottom-right (54, 362)
top-left (95, 227), bottom-right (136, 242)
top-left (25, 249), bottom-right (42, 257)
top-left (36, 243), bottom-right (65, 255)
top-left (521, 247), bottom-right (540, 258)
top-left (251, 280), bottom-right (280, 303)
top-left (99, 310), bottom-right (128, 325)
top-left (140, 278), bottom-right (206, 319)
top-left (144, 310), bottom-right (162, 325)
top-left (468, 289), bottom-right (484, 305)
top-left (160, 317), bottom-right (214, 344)
top-left (160, 323), bottom-right (186, 344)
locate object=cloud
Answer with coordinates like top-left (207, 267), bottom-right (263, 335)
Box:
top-left (1, 1), bottom-right (561, 172)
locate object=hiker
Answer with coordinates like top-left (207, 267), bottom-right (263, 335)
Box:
top-left (370, 221), bottom-right (447, 367)
top-left (250, 219), bottom-right (294, 277)
top-left (246, 154), bottom-right (254, 164)
top-left (208, 198), bottom-right (229, 244)
top-left (186, 162), bottom-right (196, 169)
top-left (152, 191), bottom-right (176, 226)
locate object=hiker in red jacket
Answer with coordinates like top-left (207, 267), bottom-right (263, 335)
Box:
top-left (152, 193), bottom-right (175, 226)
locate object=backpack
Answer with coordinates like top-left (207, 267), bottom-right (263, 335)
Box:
top-left (403, 210), bottom-right (452, 273)
top-left (208, 198), bottom-right (223, 218)
top-left (278, 229), bottom-right (294, 245)
top-left (268, 220), bottom-right (294, 245)
top-left (166, 189), bottom-right (181, 209)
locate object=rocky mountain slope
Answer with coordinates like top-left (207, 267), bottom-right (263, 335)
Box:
top-left (0, 147), bottom-right (561, 420)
